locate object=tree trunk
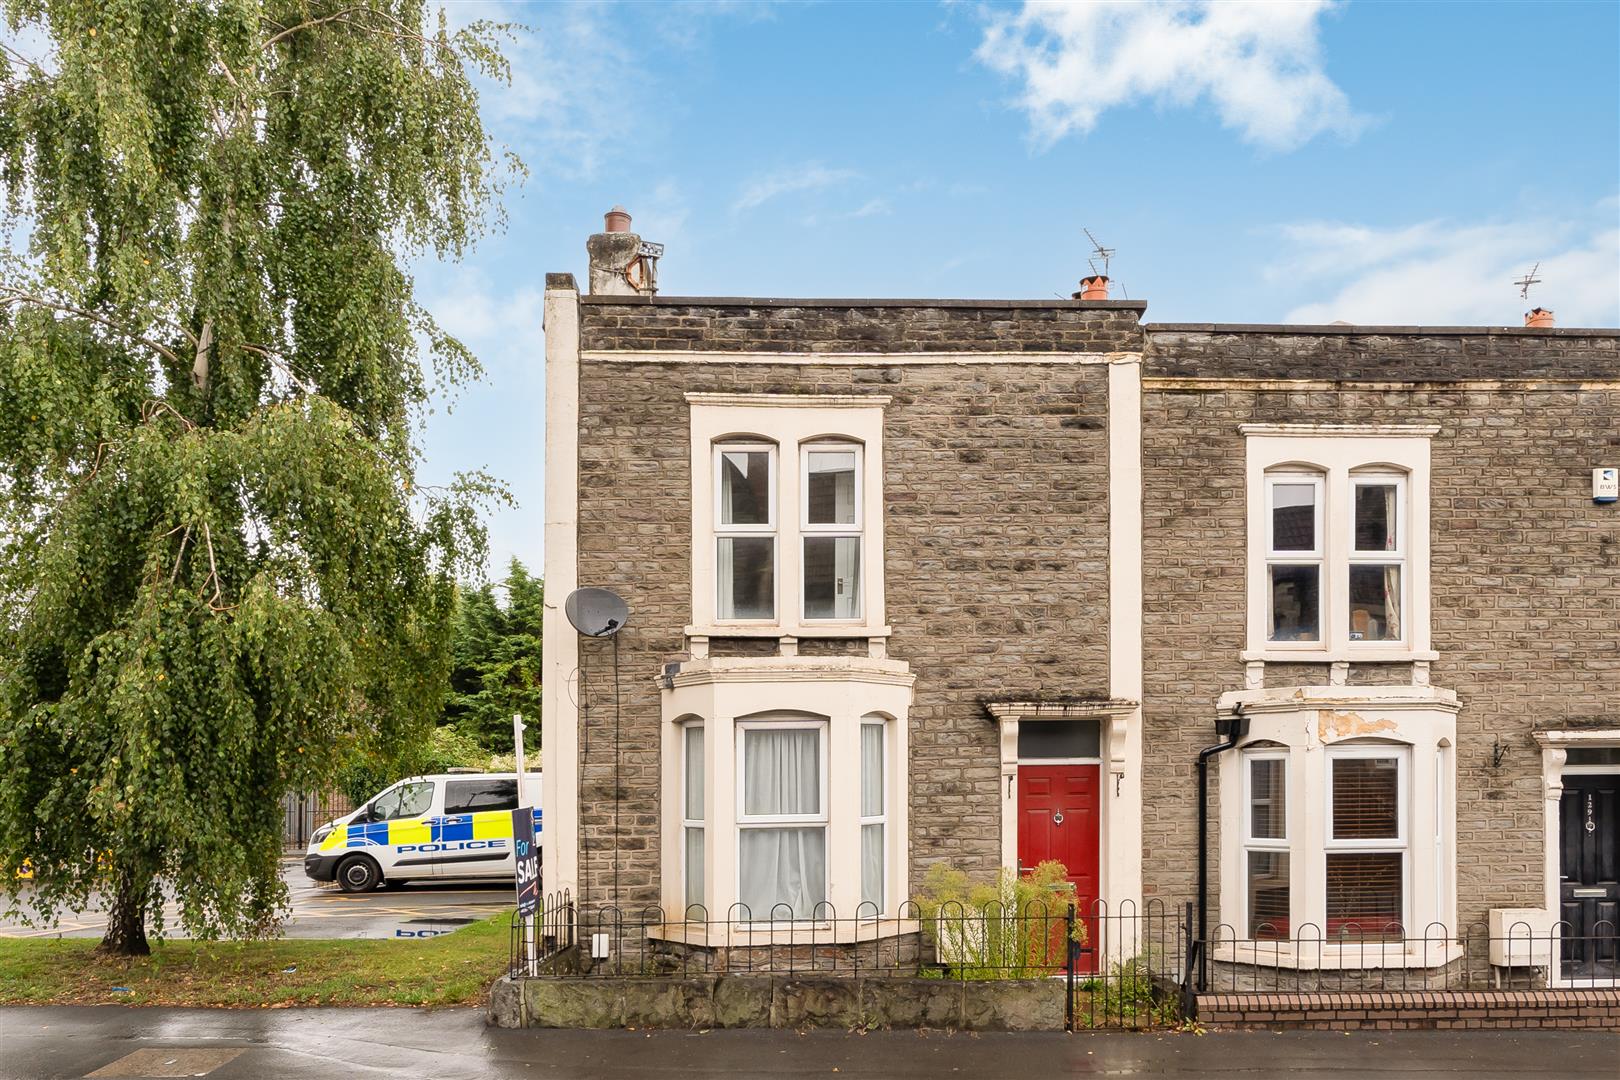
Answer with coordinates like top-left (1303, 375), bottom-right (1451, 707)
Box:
top-left (96, 869), bottom-right (151, 957)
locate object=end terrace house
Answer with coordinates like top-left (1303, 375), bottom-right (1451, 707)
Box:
top-left (540, 209), bottom-right (1620, 984)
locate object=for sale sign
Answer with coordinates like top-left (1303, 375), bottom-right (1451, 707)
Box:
top-left (512, 807), bottom-right (540, 917)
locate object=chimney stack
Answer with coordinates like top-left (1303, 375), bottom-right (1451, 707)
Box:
top-left (587, 206), bottom-right (659, 296)
top-left (1074, 274), bottom-right (1109, 301)
top-left (1525, 307), bottom-right (1554, 328)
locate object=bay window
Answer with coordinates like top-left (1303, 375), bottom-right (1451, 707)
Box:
top-left (1219, 686), bottom-right (1454, 964)
top-left (737, 719), bottom-right (828, 920)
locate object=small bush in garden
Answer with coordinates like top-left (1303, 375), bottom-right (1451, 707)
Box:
top-left (913, 861), bottom-right (1085, 979)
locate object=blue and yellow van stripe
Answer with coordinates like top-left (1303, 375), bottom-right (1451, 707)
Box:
top-left (318, 809), bottom-right (541, 853)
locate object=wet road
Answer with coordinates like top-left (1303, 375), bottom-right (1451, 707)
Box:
top-left (1, 1008), bottom-right (1617, 1080)
top-left (1, 858), bottom-right (513, 941)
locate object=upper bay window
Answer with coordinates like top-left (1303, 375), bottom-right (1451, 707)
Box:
top-left (687, 394), bottom-right (888, 641)
top-left (1243, 426), bottom-right (1435, 663)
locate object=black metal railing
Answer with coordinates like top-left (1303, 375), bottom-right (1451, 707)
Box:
top-left (1192, 917), bottom-right (1620, 994)
top-left (508, 895), bottom-right (1188, 1030)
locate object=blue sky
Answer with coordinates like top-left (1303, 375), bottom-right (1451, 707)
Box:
top-left (414, 0), bottom-right (1620, 580)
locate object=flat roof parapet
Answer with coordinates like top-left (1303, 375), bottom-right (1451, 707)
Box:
top-left (578, 294), bottom-right (1149, 314)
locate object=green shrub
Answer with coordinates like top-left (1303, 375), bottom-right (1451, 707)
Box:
top-left (913, 861), bottom-right (1084, 979)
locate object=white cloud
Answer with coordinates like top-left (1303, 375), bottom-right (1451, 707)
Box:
top-left (975, 0), bottom-right (1364, 151)
top-left (733, 163), bottom-right (859, 213)
top-left (849, 198), bottom-right (892, 219)
top-left (1274, 204), bottom-right (1620, 326)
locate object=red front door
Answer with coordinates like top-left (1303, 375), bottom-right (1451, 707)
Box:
top-left (1018, 765), bottom-right (1101, 969)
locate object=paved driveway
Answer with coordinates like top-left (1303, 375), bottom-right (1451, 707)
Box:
top-left (2, 1007), bottom-right (1619, 1080)
top-left (1, 857), bottom-right (513, 941)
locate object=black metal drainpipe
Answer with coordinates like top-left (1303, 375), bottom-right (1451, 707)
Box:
top-left (1196, 706), bottom-right (1248, 973)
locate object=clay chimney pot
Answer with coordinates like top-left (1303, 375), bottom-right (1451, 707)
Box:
top-left (604, 205), bottom-right (632, 233)
top-left (1525, 307), bottom-right (1554, 328)
top-left (1074, 274), bottom-right (1109, 302)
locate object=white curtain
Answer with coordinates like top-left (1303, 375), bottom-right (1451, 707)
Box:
top-left (1383, 565), bottom-right (1402, 640)
top-left (740, 728), bottom-right (824, 918)
top-left (740, 829), bottom-right (826, 919)
top-left (861, 724), bottom-right (885, 910)
top-left (684, 727), bottom-right (704, 820)
top-left (716, 538), bottom-right (735, 619)
top-left (861, 725), bottom-right (883, 817)
top-left (684, 827), bottom-right (704, 913)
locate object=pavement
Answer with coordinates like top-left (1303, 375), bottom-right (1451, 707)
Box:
top-left (1, 1008), bottom-right (1618, 1080)
top-left (1, 858), bottom-right (514, 941)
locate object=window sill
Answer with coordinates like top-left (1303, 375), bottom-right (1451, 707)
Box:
top-left (1211, 939), bottom-right (1465, 970)
top-left (688, 623), bottom-right (892, 640)
top-left (1241, 648), bottom-right (1437, 664)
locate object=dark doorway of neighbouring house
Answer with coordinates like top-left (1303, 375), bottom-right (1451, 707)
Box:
top-left (1560, 771), bottom-right (1619, 981)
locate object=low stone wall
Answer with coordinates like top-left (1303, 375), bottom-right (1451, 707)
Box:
top-left (1207, 956), bottom-right (1466, 992)
top-left (488, 973), bottom-right (1066, 1031)
top-left (1197, 989), bottom-right (1620, 1030)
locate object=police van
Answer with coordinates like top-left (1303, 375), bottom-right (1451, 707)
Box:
top-left (304, 771), bottom-right (541, 893)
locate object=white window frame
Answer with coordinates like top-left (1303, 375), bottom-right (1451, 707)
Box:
top-left (735, 717), bottom-right (830, 922)
top-left (713, 441), bottom-right (778, 624)
top-left (800, 441), bottom-right (865, 623)
top-left (681, 722), bottom-right (705, 916)
top-left (686, 394), bottom-right (890, 641)
top-left (1264, 472), bottom-right (1325, 649)
top-left (1242, 750), bottom-right (1291, 939)
top-left (1346, 472), bottom-right (1407, 647)
top-left (1241, 427), bottom-right (1435, 663)
top-left (860, 717), bottom-right (888, 916)
top-left (1324, 745), bottom-right (1410, 938)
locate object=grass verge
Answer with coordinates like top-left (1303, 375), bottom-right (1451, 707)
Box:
top-left (0, 910), bottom-right (512, 1008)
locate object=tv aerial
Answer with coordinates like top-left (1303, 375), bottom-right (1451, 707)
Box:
top-left (564, 587), bottom-right (629, 638)
top-left (1082, 226), bottom-right (1134, 297)
top-left (1514, 262), bottom-right (1542, 302)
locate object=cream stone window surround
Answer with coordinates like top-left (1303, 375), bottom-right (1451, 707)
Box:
top-left (658, 655), bottom-right (914, 943)
top-left (686, 394), bottom-right (889, 644)
top-left (1241, 424), bottom-right (1437, 666)
top-left (1214, 685), bottom-right (1458, 969)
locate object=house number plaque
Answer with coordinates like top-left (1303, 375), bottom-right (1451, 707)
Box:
top-left (1587, 793), bottom-right (1597, 834)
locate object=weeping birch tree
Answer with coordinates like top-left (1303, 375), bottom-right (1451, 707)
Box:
top-left (0, 1), bottom-right (516, 954)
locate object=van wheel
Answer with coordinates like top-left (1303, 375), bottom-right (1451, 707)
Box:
top-left (336, 855), bottom-right (382, 893)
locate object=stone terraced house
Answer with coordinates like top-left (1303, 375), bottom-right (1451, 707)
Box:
top-left (539, 211), bottom-right (1620, 989)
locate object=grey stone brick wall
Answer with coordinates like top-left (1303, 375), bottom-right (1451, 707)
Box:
top-left (1146, 325), bottom-right (1619, 381)
top-left (1140, 328), bottom-right (1620, 935)
top-left (571, 299), bottom-right (1134, 911)
top-left (579, 297), bottom-right (1145, 354)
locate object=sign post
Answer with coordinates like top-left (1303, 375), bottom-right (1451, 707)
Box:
top-left (512, 713), bottom-right (539, 975)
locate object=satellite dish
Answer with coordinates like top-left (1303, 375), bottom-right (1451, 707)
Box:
top-left (564, 588), bottom-right (629, 638)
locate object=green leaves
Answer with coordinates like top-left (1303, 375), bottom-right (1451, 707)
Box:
top-left (0, 2), bottom-right (517, 948)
